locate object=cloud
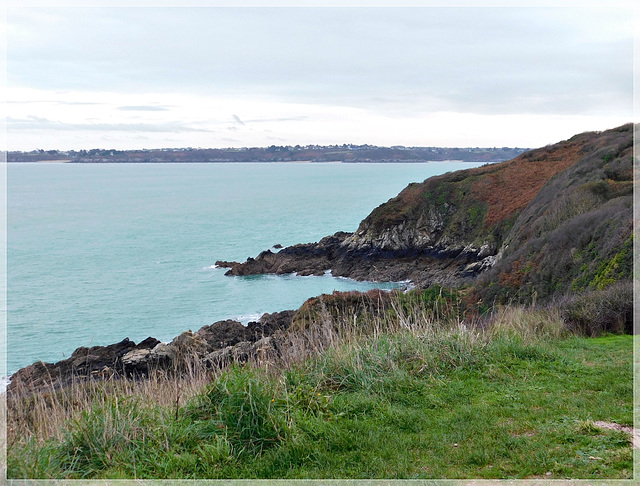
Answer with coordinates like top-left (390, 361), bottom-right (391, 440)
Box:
top-left (7, 116), bottom-right (213, 133)
top-left (5, 6), bottom-right (633, 150)
top-left (6, 99), bottom-right (104, 106)
top-left (7, 7), bottom-right (632, 117)
top-left (244, 116), bottom-right (308, 124)
top-left (117, 105), bottom-right (170, 112)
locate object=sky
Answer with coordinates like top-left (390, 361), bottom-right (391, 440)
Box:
top-left (3, 2), bottom-right (636, 151)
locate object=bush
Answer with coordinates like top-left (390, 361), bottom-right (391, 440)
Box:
top-left (558, 281), bottom-right (633, 336)
top-left (394, 285), bottom-right (461, 324)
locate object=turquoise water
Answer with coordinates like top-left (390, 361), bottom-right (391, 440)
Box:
top-left (7, 161), bottom-right (482, 374)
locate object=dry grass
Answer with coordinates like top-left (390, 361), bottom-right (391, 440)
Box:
top-left (1, 393), bottom-right (6, 478)
top-left (470, 140), bottom-right (584, 228)
top-left (6, 290), bottom-right (456, 450)
top-left (6, 357), bottom-right (215, 447)
top-left (484, 305), bottom-right (567, 341)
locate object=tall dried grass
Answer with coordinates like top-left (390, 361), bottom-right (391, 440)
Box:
top-left (6, 354), bottom-right (214, 447)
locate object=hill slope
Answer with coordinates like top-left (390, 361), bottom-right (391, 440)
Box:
top-left (476, 124), bottom-right (632, 303)
top-left (221, 123), bottom-right (633, 303)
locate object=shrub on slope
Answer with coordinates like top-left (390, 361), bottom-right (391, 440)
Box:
top-left (476, 124), bottom-right (633, 304)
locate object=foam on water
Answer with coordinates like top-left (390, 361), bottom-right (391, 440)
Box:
top-left (1, 376), bottom-right (11, 394)
top-left (235, 313), bottom-right (265, 324)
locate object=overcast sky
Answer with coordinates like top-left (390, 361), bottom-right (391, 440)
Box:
top-left (4, 3), bottom-right (635, 150)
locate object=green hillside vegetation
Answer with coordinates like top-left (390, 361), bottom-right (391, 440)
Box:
top-left (477, 125), bottom-right (633, 304)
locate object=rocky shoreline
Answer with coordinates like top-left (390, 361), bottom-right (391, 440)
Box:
top-left (7, 310), bottom-right (294, 394)
top-left (216, 231), bottom-right (497, 288)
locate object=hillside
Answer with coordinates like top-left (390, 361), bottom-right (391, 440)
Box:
top-left (221, 124), bottom-right (633, 306)
top-left (476, 125), bottom-right (633, 304)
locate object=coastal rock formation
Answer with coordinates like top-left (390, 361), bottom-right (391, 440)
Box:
top-left (219, 124), bottom-right (633, 297)
top-left (217, 232), bottom-right (491, 287)
top-left (204, 335), bottom-right (285, 367)
top-left (8, 310), bottom-right (295, 394)
top-left (8, 337), bottom-right (156, 393)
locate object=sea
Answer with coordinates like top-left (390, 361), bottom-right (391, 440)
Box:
top-left (6, 161), bottom-right (484, 376)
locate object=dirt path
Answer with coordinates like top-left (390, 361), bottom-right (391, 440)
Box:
top-left (593, 421), bottom-right (639, 448)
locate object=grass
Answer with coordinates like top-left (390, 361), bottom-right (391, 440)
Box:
top-left (6, 301), bottom-right (634, 479)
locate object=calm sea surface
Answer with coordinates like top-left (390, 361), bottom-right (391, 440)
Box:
top-left (7, 161), bottom-right (482, 374)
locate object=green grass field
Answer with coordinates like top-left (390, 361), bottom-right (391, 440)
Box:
top-left (8, 326), bottom-right (634, 479)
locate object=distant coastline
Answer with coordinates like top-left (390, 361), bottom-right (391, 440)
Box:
top-left (8, 144), bottom-right (528, 164)
top-left (7, 159), bottom-right (477, 164)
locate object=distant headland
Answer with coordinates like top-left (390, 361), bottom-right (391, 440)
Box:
top-left (7, 144), bottom-right (528, 164)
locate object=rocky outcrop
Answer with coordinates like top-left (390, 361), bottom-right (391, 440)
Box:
top-left (218, 124), bottom-right (633, 292)
top-left (218, 231), bottom-right (494, 288)
top-left (204, 335), bottom-right (285, 368)
top-left (120, 310), bottom-right (296, 373)
top-left (8, 310), bottom-right (295, 394)
top-left (8, 337), bottom-right (157, 393)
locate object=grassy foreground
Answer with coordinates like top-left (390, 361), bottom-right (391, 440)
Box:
top-left (6, 302), bottom-right (634, 480)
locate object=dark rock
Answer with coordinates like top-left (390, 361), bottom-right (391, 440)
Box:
top-left (246, 310), bottom-right (294, 341)
top-left (170, 331), bottom-right (209, 357)
top-left (204, 335), bottom-right (283, 368)
top-left (7, 361), bottom-right (61, 394)
top-left (137, 336), bottom-right (161, 349)
top-left (121, 349), bottom-right (152, 371)
top-left (214, 260), bottom-right (236, 268)
top-left (195, 319), bottom-right (248, 351)
top-left (222, 229), bottom-right (485, 288)
top-left (69, 338), bottom-right (137, 374)
top-left (8, 337), bottom-right (138, 393)
top-left (8, 311), bottom-right (295, 395)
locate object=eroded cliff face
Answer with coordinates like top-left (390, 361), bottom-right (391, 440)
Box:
top-left (221, 124), bottom-right (633, 290)
top-left (344, 206), bottom-right (449, 252)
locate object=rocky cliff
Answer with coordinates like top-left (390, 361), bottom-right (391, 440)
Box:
top-left (220, 124), bottom-right (634, 295)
